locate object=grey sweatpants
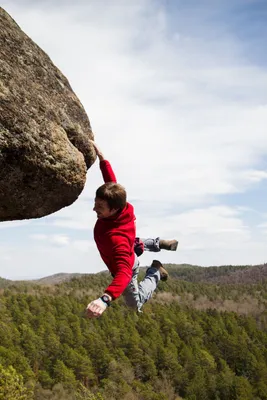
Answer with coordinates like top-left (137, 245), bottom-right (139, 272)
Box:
top-left (141, 237), bottom-right (161, 252)
top-left (123, 254), bottom-right (160, 312)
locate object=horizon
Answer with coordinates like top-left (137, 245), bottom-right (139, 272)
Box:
top-left (5, 261), bottom-right (266, 282)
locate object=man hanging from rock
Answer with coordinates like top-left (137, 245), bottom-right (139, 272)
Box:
top-left (86, 140), bottom-right (178, 318)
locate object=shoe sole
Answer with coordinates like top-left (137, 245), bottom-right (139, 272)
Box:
top-left (147, 262), bottom-right (169, 281)
top-left (170, 241), bottom-right (178, 251)
top-left (160, 274), bottom-right (168, 281)
top-left (159, 266), bottom-right (168, 281)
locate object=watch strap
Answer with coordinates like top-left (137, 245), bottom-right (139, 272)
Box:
top-left (100, 295), bottom-right (111, 307)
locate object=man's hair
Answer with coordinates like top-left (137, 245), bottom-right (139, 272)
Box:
top-left (96, 182), bottom-right (127, 210)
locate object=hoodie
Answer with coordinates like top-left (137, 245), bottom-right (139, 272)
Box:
top-left (93, 160), bottom-right (136, 299)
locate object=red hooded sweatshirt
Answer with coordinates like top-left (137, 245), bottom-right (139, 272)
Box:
top-left (94, 160), bottom-right (136, 299)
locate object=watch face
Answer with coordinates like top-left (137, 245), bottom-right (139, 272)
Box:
top-left (102, 295), bottom-right (110, 303)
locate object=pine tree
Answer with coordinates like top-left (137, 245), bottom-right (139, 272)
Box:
top-left (0, 364), bottom-right (34, 400)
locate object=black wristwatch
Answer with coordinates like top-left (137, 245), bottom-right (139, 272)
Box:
top-left (100, 294), bottom-right (111, 307)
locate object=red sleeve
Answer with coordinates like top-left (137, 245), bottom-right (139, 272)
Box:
top-left (100, 160), bottom-right (117, 183)
top-left (104, 235), bottom-right (133, 299)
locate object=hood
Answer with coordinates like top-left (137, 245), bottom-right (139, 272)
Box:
top-left (101, 202), bottom-right (135, 228)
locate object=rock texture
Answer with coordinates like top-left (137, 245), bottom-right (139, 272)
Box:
top-left (0, 7), bottom-right (95, 221)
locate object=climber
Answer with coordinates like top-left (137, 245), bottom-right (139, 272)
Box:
top-left (86, 140), bottom-right (178, 318)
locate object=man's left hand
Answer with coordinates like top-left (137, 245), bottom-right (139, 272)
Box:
top-left (86, 298), bottom-right (107, 318)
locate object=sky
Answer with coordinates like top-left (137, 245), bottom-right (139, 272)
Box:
top-left (1, 0), bottom-right (267, 279)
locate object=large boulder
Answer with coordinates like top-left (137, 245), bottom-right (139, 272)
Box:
top-left (0, 7), bottom-right (95, 221)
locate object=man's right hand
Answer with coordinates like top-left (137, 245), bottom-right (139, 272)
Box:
top-left (90, 139), bottom-right (105, 161)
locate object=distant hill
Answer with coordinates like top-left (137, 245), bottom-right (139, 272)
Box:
top-left (164, 263), bottom-right (267, 285)
top-left (34, 272), bottom-right (86, 285)
top-left (40, 263), bottom-right (264, 286)
top-left (32, 270), bottom-right (110, 285)
top-left (1, 263), bottom-right (267, 287)
top-left (0, 273), bottom-right (87, 288)
top-left (0, 276), bottom-right (11, 288)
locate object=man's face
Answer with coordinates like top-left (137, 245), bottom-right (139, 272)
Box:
top-left (93, 198), bottom-right (117, 219)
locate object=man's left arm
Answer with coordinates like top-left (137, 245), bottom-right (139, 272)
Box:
top-left (86, 237), bottom-right (133, 318)
top-left (90, 140), bottom-right (117, 183)
top-left (86, 293), bottom-right (112, 318)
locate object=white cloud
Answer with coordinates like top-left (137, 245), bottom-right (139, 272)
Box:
top-left (0, 243), bottom-right (103, 280)
top-left (29, 233), bottom-right (91, 248)
top-left (73, 240), bottom-right (93, 252)
top-left (48, 197), bottom-right (96, 231)
top-left (1, 0), bottom-right (267, 276)
top-left (258, 216), bottom-right (267, 235)
top-left (138, 205), bottom-right (251, 251)
top-left (30, 234), bottom-right (48, 241)
top-left (136, 204), bottom-right (267, 267)
top-left (0, 221), bottom-right (30, 229)
top-left (50, 235), bottom-right (70, 246)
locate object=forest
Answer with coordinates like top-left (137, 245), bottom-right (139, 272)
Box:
top-left (1, 263), bottom-right (267, 399)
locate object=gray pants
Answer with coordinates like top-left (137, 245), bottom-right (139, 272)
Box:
top-left (123, 254), bottom-right (160, 312)
top-left (141, 237), bottom-right (160, 252)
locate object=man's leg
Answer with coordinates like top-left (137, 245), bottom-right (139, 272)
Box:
top-left (141, 237), bottom-right (161, 252)
top-left (139, 237), bottom-right (178, 252)
top-left (123, 256), bottom-right (143, 310)
top-left (123, 259), bottom-right (168, 312)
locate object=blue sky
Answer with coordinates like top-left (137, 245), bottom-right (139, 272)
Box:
top-left (1, 0), bottom-right (267, 279)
